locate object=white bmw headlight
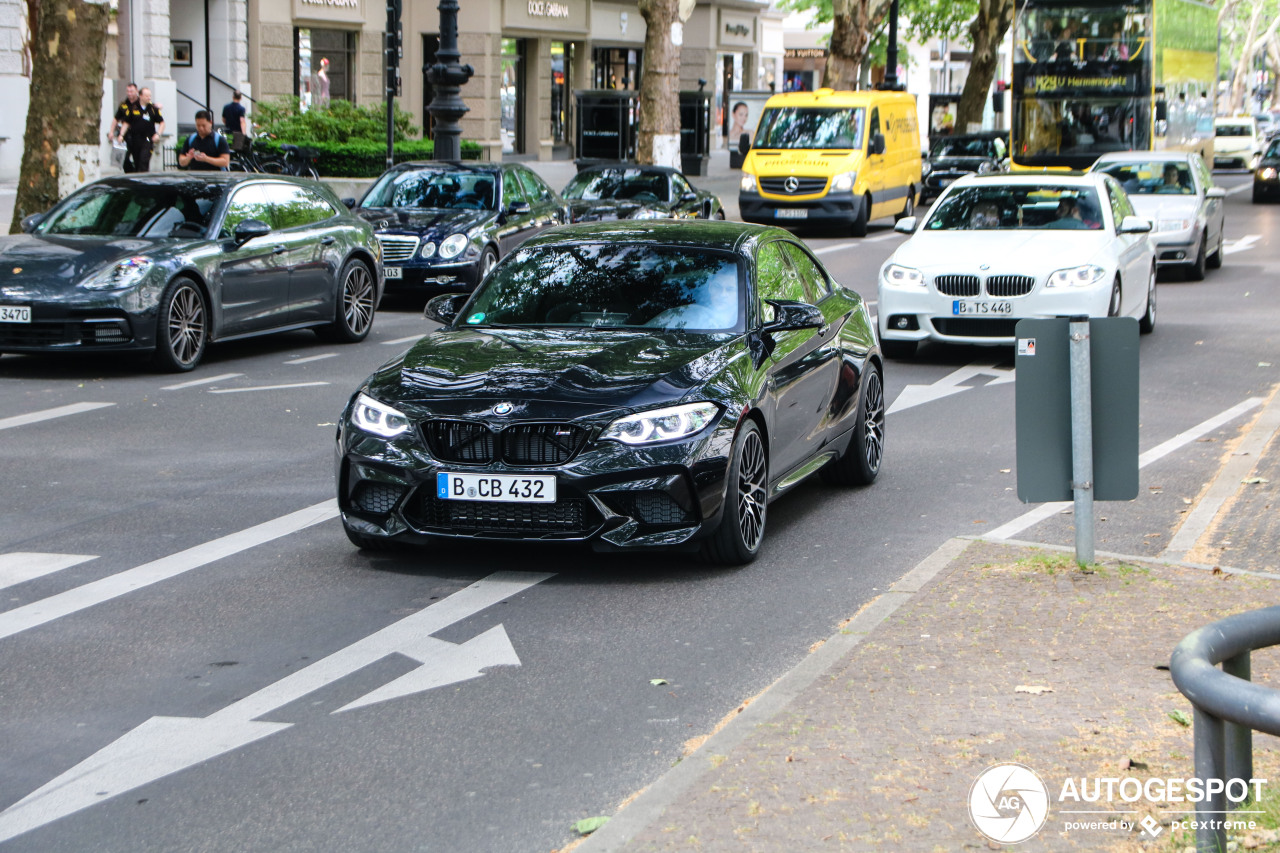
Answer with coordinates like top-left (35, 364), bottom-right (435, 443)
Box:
top-left (740, 173), bottom-right (757, 193)
top-left (83, 256), bottom-right (152, 291)
top-left (882, 263), bottom-right (925, 289)
top-left (351, 392), bottom-right (410, 438)
top-left (831, 171), bottom-right (857, 192)
top-left (439, 233), bottom-right (469, 259)
top-left (420, 241), bottom-right (437, 258)
top-left (601, 402), bottom-right (720, 446)
top-left (1046, 264), bottom-right (1108, 288)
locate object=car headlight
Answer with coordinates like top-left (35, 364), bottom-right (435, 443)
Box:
top-left (740, 173), bottom-right (757, 193)
top-left (351, 392), bottom-right (411, 438)
top-left (420, 241), bottom-right (437, 259)
top-left (922, 161), bottom-right (932, 176)
top-left (439, 233), bottom-right (469, 260)
top-left (1046, 264), bottom-right (1108, 288)
top-left (1156, 218), bottom-right (1193, 232)
top-left (82, 256), bottom-right (152, 291)
top-left (977, 161), bottom-right (994, 174)
top-left (600, 402), bottom-right (720, 446)
top-left (1260, 167), bottom-right (1278, 181)
top-left (630, 208), bottom-right (668, 219)
top-left (831, 171), bottom-right (857, 192)
top-left (882, 263), bottom-right (925, 289)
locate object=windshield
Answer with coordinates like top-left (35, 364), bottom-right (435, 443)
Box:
top-left (1267, 139), bottom-right (1280, 159)
top-left (563, 169), bottom-right (670, 203)
top-left (37, 183), bottom-right (225, 237)
top-left (1012, 97), bottom-right (1150, 168)
top-left (931, 137), bottom-right (1003, 159)
top-left (752, 107), bottom-right (865, 150)
top-left (1094, 160), bottom-right (1194, 195)
top-left (1215, 124), bottom-right (1252, 137)
top-left (926, 185), bottom-right (1106, 231)
top-left (361, 168), bottom-right (497, 211)
top-left (462, 243), bottom-right (744, 333)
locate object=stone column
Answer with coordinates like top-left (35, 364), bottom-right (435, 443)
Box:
top-left (0, 0), bottom-right (30, 179)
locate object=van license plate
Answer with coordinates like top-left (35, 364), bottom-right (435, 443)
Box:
top-left (775, 209), bottom-right (807, 219)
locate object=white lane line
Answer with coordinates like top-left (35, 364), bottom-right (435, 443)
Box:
top-left (814, 242), bottom-right (858, 255)
top-left (1223, 234), bottom-right (1260, 255)
top-left (986, 397), bottom-right (1265, 541)
top-left (1224, 183), bottom-right (1252, 196)
top-left (382, 334), bottom-right (424, 346)
top-left (0, 403), bottom-right (115, 432)
top-left (866, 233), bottom-right (899, 243)
top-left (0, 553), bottom-right (98, 592)
top-left (0, 501), bottom-right (338, 642)
top-left (161, 373), bottom-right (244, 391)
top-left (285, 353), bottom-right (338, 365)
top-left (208, 382), bottom-right (329, 394)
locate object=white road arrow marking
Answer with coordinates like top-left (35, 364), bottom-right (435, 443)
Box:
top-left (0, 553), bottom-right (97, 592)
top-left (1223, 234), bottom-right (1260, 255)
top-left (0, 571), bottom-right (551, 844)
top-left (887, 362), bottom-right (1015, 415)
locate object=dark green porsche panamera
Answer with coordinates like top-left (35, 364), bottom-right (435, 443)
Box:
top-left (0, 173), bottom-right (382, 371)
top-left (336, 220), bottom-right (884, 565)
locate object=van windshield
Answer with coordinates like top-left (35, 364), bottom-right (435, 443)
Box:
top-left (752, 107), bottom-right (865, 150)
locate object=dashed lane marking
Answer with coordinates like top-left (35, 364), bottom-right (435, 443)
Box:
top-left (0, 403), bottom-right (115, 431)
top-left (0, 553), bottom-right (98, 592)
top-left (381, 334), bottom-right (425, 346)
top-left (208, 382), bottom-right (329, 394)
top-left (285, 353), bottom-right (338, 365)
top-left (161, 373), bottom-right (244, 391)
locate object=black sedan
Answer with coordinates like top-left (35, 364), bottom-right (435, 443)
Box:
top-left (355, 162), bottom-right (568, 297)
top-left (336, 221), bottom-right (883, 565)
top-left (921, 132), bottom-right (1010, 203)
top-left (0, 174), bottom-right (381, 371)
top-left (561, 165), bottom-right (725, 222)
top-left (1253, 137), bottom-right (1280, 202)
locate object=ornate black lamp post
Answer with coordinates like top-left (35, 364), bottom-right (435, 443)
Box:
top-left (426, 0), bottom-right (474, 161)
top-left (880, 0), bottom-right (903, 91)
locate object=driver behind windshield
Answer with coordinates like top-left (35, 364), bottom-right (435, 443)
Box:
top-left (645, 268), bottom-right (740, 330)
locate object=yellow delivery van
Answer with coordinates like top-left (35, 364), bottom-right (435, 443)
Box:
top-left (738, 89), bottom-right (922, 236)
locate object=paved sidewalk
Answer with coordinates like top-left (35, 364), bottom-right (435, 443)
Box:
top-left (574, 386), bottom-right (1280, 853)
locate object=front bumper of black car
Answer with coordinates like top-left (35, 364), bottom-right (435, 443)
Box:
top-left (0, 302), bottom-right (154, 353)
top-left (335, 413), bottom-right (738, 552)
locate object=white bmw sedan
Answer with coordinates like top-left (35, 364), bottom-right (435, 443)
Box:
top-left (878, 172), bottom-right (1156, 359)
top-left (1088, 151), bottom-right (1226, 281)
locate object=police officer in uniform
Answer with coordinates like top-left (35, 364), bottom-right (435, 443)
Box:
top-left (120, 87), bottom-right (165, 173)
top-left (179, 110), bottom-right (232, 171)
top-left (112, 83), bottom-right (143, 171)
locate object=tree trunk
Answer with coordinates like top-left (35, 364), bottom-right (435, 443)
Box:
top-left (823, 0), bottom-right (892, 91)
top-left (10, 0), bottom-right (109, 234)
top-left (1229, 3), bottom-right (1263, 114)
top-left (637, 0), bottom-right (682, 168)
top-left (954, 0), bottom-right (1014, 133)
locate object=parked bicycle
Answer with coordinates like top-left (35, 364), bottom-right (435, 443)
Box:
top-left (227, 134), bottom-right (320, 179)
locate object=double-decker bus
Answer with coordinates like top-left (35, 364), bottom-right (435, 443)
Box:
top-left (1010, 0), bottom-right (1217, 170)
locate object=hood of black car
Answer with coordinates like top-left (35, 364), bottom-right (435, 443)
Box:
top-left (378, 327), bottom-right (741, 411)
top-left (356, 207), bottom-right (495, 239)
top-left (566, 199), bottom-right (651, 221)
top-left (929, 156), bottom-right (992, 171)
top-left (0, 235), bottom-right (165, 293)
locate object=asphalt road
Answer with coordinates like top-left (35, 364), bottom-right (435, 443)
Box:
top-left (0, 171), bottom-right (1276, 852)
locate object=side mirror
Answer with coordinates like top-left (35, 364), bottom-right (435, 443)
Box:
top-left (1119, 215), bottom-right (1152, 234)
top-left (1155, 101), bottom-right (1168, 122)
top-left (341, 197), bottom-right (357, 209)
top-left (681, 191), bottom-right (698, 202)
top-left (870, 134), bottom-right (886, 156)
top-left (894, 216), bottom-right (917, 234)
top-left (1206, 186), bottom-right (1227, 199)
top-left (507, 201), bottom-right (532, 216)
top-left (233, 218), bottom-right (271, 244)
top-left (424, 293), bottom-right (468, 326)
top-left (761, 299), bottom-right (824, 334)
top-left (738, 132), bottom-right (751, 156)
top-left (19, 212), bottom-right (44, 233)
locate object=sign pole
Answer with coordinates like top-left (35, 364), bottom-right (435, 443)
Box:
top-left (1068, 316), bottom-right (1095, 564)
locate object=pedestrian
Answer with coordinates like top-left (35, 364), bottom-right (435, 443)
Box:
top-left (120, 87), bottom-right (165, 173)
top-left (178, 110), bottom-right (231, 171)
top-left (222, 91), bottom-right (247, 137)
top-left (111, 83), bottom-right (142, 169)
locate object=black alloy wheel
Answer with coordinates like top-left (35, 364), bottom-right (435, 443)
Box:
top-left (152, 278), bottom-right (208, 372)
top-left (703, 419), bottom-right (768, 566)
top-left (1186, 233), bottom-right (1207, 281)
top-left (317, 259), bottom-right (375, 342)
top-left (480, 248), bottom-right (499, 279)
top-left (1140, 266), bottom-right (1157, 334)
top-left (822, 364), bottom-right (885, 486)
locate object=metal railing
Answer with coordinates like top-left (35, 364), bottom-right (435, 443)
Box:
top-left (1170, 605), bottom-right (1280, 853)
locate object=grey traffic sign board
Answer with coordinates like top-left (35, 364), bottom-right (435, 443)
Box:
top-left (1015, 317), bottom-right (1139, 503)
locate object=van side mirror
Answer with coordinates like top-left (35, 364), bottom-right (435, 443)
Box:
top-left (870, 134), bottom-right (886, 155)
top-left (424, 293), bottom-right (469, 325)
top-left (738, 132), bottom-right (751, 156)
top-left (1155, 101), bottom-right (1168, 122)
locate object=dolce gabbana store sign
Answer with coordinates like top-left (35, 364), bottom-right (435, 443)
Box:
top-left (292, 0), bottom-right (364, 24)
top-left (504, 0), bottom-right (589, 33)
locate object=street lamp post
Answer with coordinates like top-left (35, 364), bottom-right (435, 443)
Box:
top-left (426, 0), bottom-right (474, 161)
top-left (880, 0), bottom-right (903, 91)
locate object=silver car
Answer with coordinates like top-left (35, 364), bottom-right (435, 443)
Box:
top-left (1088, 151), bottom-right (1226, 281)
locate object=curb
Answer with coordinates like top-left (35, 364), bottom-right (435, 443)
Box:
top-left (573, 536), bottom-right (972, 853)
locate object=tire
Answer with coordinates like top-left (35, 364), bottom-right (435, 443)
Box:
top-left (715, 209), bottom-right (726, 220)
top-left (151, 278), bottom-right (208, 372)
top-left (1139, 266), bottom-right (1157, 335)
top-left (894, 189), bottom-right (915, 222)
top-left (881, 339), bottom-right (917, 360)
top-left (821, 363), bottom-right (885, 486)
top-left (259, 157), bottom-right (287, 175)
top-left (343, 522), bottom-right (396, 551)
top-left (1186, 234), bottom-right (1207, 281)
top-left (1107, 280), bottom-right (1122, 317)
top-left (316, 259), bottom-right (376, 343)
top-left (1207, 226), bottom-right (1224, 269)
top-left (304, 163), bottom-right (320, 180)
top-left (1254, 184), bottom-right (1265, 203)
top-left (479, 247), bottom-right (499, 281)
top-left (702, 419), bottom-right (768, 566)
top-left (851, 194), bottom-right (869, 238)
top-left (228, 155), bottom-right (251, 173)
